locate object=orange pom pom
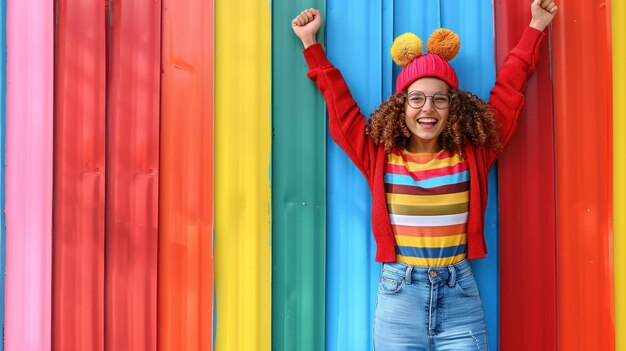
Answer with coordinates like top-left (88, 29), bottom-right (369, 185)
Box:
top-left (426, 28), bottom-right (460, 62)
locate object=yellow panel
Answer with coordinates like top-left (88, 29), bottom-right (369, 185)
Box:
top-left (613, 0), bottom-right (626, 349)
top-left (214, 0), bottom-right (271, 350)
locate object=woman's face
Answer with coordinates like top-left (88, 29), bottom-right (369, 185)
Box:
top-left (404, 77), bottom-right (450, 149)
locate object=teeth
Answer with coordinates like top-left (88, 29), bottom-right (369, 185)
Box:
top-left (418, 118), bottom-right (437, 123)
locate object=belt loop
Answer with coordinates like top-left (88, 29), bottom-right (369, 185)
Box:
top-left (405, 265), bottom-right (413, 285)
top-left (447, 264), bottom-right (457, 287)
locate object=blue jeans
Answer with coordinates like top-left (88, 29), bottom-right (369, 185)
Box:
top-left (373, 260), bottom-right (488, 350)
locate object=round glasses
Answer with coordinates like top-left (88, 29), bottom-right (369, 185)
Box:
top-left (407, 91), bottom-right (451, 109)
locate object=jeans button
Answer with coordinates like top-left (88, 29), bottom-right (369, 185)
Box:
top-left (429, 271), bottom-right (438, 277)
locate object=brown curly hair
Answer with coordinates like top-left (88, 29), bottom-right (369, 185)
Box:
top-left (365, 89), bottom-right (501, 155)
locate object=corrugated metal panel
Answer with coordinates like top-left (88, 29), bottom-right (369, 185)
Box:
top-left (326, 1), bottom-right (499, 349)
top-left (0, 0), bottom-right (6, 348)
top-left (214, 0), bottom-right (271, 349)
top-left (613, 0), bottom-right (625, 349)
top-left (106, 1), bottom-right (160, 350)
top-left (53, 1), bottom-right (106, 349)
top-left (158, 0), bottom-right (214, 349)
top-left (436, 3), bottom-right (499, 350)
top-left (494, 4), bottom-right (557, 351)
top-left (552, 1), bottom-right (614, 349)
top-left (272, 2), bottom-right (326, 351)
top-left (5, 1), bottom-right (53, 349)
top-left (325, 1), bottom-right (386, 349)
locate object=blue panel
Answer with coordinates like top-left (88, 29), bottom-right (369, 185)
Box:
top-left (478, 168), bottom-right (500, 351)
top-left (381, 0), bottom-right (393, 99)
top-left (392, 0), bottom-right (441, 88)
top-left (396, 2), bottom-right (500, 350)
top-left (326, 1), bottom-right (383, 350)
top-left (327, 1), bottom-right (499, 350)
top-left (0, 0), bottom-right (6, 348)
top-left (439, 3), bottom-right (499, 350)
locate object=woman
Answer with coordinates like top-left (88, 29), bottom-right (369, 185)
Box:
top-left (292, 1), bottom-right (557, 349)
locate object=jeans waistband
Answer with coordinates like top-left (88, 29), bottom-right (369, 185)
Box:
top-left (381, 259), bottom-right (473, 287)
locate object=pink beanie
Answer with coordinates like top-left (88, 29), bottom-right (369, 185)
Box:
top-left (391, 29), bottom-right (461, 95)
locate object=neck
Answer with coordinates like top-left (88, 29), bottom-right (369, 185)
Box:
top-left (406, 137), bottom-right (441, 153)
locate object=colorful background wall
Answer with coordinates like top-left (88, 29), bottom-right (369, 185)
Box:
top-left (0, 0), bottom-right (623, 350)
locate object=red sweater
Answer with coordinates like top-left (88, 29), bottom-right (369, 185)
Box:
top-left (304, 27), bottom-right (546, 262)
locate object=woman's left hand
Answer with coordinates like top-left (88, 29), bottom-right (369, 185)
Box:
top-left (530, 0), bottom-right (558, 31)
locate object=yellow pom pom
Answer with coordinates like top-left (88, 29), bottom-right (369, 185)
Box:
top-left (426, 29), bottom-right (460, 62)
top-left (390, 33), bottom-right (423, 67)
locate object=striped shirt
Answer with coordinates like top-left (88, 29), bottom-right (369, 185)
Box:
top-left (385, 148), bottom-right (470, 266)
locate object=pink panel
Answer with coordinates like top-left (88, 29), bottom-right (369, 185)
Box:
top-left (5, 1), bottom-right (54, 350)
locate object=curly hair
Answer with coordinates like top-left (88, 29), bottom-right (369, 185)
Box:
top-left (365, 89), bottom-right (501, 155)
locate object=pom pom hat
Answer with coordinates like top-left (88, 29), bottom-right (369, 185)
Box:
top-left (391, 28), bottom-right (460, 95)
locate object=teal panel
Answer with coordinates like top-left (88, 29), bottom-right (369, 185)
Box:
top-left (272, 2), bottom-right (326, 350)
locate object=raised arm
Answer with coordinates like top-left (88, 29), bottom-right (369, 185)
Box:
top-left (292, 9), bottom-right (378, 181)
top-left (486, 0), bottom-right (557, 166)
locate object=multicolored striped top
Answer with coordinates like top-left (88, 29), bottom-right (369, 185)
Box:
top-left (385, 148), bottom-right (470, 267)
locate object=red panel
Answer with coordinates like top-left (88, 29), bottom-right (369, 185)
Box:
top-left (552, 0), bottom-right (614, 349)
top-left (105, 1), bottom-right (161, 350)
top-left (494, 3), bottom-right (557, 351)
top-left (158, 0), bottom-right (214, 349)
top-left (53, 1), bottom-right (106, 350)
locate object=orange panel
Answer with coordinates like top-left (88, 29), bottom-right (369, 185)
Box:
top-left (552, 0), bottom-right (614, 349)
top-left (158, 0), bottom-right (214, 349)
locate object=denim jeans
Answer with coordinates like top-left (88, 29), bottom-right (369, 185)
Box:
top-left (373, 260), bottom-right (488, 350)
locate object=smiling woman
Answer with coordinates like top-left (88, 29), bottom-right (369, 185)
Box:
top-left (403, 78), bottom-right (451, 153)
top-left (366, 86), bottom-right (499, 156)
top-left (292, 0), bottom-right (557, 348)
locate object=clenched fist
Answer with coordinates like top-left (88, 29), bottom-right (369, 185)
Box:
top-left (292, 8), bottom-right (322, 48)
top-left (530, 0), bottom-right (558, 31)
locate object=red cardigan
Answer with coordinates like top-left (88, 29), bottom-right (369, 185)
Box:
top-left (304, 27), bottom-right (546, 262)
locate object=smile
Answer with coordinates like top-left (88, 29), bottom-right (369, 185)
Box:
top-left (417, 117), bottom-right (438, 126)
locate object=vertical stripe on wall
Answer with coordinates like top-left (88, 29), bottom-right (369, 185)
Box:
top-left (215, 0), bottom-right (271, 349)
top-left (5, 0), bottom-right (53, 349)
top-left (0, 0), bottom-right (6, 348)
top-left (272, 2), bottom-right (326, 351)
top-left (53, 1), bottom-right (106, 349)
top-left (436, 3), bottom-right (499, 350)
top-left (613, 0), bottom-right (626, 349)
top-left (158, 0), bottom-right (214, 349)
top-left (325, 1), bottom-right (499, 349)
top-left (495, 3), bottom-right (557, 350)
top-left (106, 1), bottom-right (160, 350)
top-left (396, 2), bottom-right (501, 347)
top-left (552, 1), bottom-right (614, 349)
top-left (325, 1), bottom-right (385, 349)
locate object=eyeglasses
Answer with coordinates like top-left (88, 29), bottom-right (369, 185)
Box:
top-left (406, 91), bottom-right (451, 109)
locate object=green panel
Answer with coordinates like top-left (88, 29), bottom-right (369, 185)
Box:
top-left (271, 2), bottom-right (326, 351)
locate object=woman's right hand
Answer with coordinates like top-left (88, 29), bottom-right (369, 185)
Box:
top-left (291, 8), bottom-right (322, 48)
